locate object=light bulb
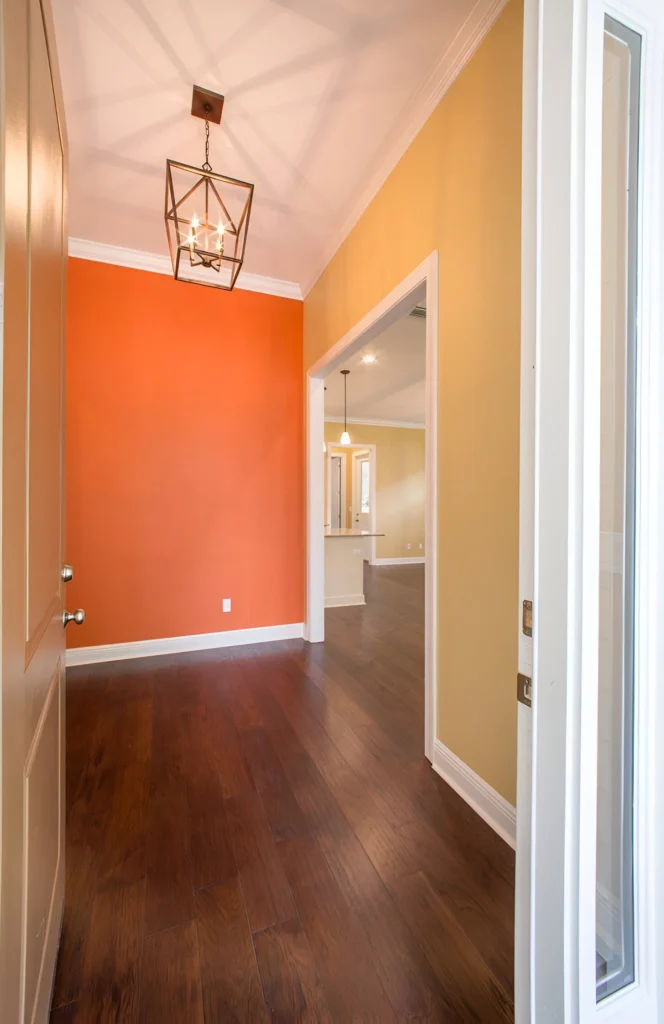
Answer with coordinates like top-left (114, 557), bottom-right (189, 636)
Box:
top-left (191, 213), bottom-right (199, 230)
top-left (340, 431), bottom-right (351, 446)
top-left (216, 221), bottom-right (225, 253)
top-left (361, 353), bottom-right (376, 364)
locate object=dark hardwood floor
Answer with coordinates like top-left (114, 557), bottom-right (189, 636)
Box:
top-left (51, 564), bottom-right (514, 1022)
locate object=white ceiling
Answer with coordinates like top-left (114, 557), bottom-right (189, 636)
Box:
top-left (52, 0), bottom-right (493, 291)
top-left (324, 310), bottom-right (425, 425)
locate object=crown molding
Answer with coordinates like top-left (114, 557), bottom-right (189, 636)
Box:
top-left (68, 237), bottom-right (302, 301)
top-left (325, 416), bottom-right (424, 430)
top-left (301, 0), bottom-right (509, 297)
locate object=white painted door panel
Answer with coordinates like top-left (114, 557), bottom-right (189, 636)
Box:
top-left (0, 0), bottom-right (67, 1019)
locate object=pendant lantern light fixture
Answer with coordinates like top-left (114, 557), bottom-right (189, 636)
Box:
top-left (165, 85), bottom-right (254, 290)
top-left (340, 370), bottom-right (351, 446)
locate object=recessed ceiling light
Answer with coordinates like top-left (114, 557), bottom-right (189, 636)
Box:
top-left (361, 353), bottom-right (376, 364)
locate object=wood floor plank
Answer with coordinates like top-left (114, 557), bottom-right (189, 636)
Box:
top-left (139, 921), bottom-right (204, 1024)
top-left (278, 834), bottom-right (397, 1022)
top-left (76, 880), bottom-right (144, 1024)
top-left (49, 1001), bottom-right (77, 1024)
top-left (187, 799), bottom-right (237, 891)
top-left (253, 918), bottom-right (334, 1023)
top-left (237, 727), bottom-right (309, 843)
top-left (392, 870), bottom-right (513, 1023)
top-left (180, 698), bottom-right (238, 890)
top-left (225, 788), bottom-right (296, 932)
top-left (195, 877), bottom-right (269, 1023)
top-left (144, 768), bottom-right (194, 935)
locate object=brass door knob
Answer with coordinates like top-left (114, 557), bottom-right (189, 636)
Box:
top-left (63, 609), bottom-right (85, 627)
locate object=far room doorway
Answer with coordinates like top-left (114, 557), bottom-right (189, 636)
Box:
top-left (306, 254), bottom-right (438, 761)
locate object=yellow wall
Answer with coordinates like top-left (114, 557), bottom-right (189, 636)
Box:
top-left (325, 425), bottom-right (425, 559)
top-left (306, 1), bottom-right (522, 804)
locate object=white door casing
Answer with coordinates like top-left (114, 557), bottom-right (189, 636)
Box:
top-left (517, 0), bottom-right (664, 1021)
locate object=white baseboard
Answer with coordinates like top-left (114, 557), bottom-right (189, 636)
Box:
top-left (66, 622), bottom-right (304, 667)
top-left (372, 556), bottom-right (425, 566)
top-left (324, 594), bottom-right (366, 608)
top-left (432, 739), bottom-right (516, 848)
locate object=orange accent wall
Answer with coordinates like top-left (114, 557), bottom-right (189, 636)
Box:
top-left (65, 257), bottom-right (304, 649)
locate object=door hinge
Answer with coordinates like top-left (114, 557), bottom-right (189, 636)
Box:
top-left (517, 673), bottom-right (532, 707)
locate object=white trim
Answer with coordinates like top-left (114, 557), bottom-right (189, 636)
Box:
top-left (65, 622), bottom-right (304, 667)
top-left (68, 237), bottom-right (302, 301)
top-left (432, 739), bottom-right (516, 849)
top-left (514, 0), bottom-right (538, 1014)
top-left (324, 595), bottom-right (366, 609)
top-left (372, 556), bottom-right (425, 566)
top-left (301, 0), bottom-right (509, 296)
top-left (306, 252), bottom-right (438, 764)
top-left (324, 416), bottom-right (425, 430)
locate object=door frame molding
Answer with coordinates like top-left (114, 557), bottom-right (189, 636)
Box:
top-left (516, 0), bottom-right (664, 1020)
top-left (305, 251), bottom-right (438, 761)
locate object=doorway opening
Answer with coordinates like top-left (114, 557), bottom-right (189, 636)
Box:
top-left (306, 253), bottom-right (438, 760)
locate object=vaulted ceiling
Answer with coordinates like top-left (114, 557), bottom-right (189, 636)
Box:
top-left (52, 0), bottom-right (502, 292)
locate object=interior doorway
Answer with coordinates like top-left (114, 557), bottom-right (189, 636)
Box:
top-left (306, 252), bottom-right (438, 760)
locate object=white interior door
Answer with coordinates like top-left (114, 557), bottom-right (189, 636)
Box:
top-left (517, 0), bottom-right (664, 1021)
top-left (0, 0), bottom-right (72, 1019)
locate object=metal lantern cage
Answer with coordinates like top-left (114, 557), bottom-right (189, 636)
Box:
top-left (165, 86), bottom-right (254, 291)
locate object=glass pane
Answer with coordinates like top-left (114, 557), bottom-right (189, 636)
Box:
top-left (596, 15), bottom-right (640, 1002)
top-left (360, 461), bottom-right (370, 513)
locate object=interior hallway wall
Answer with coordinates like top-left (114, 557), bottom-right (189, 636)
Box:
top-left (66, 257), bottom-right (304, 649)
top-left (306, 0), bottom-right (523, 803)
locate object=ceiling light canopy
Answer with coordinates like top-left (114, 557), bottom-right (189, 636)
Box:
top-left (165, 85), bottom-right (254, 290)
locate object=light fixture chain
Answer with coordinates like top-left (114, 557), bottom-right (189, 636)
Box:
top-left (203, 119), bottom-right (212, 172)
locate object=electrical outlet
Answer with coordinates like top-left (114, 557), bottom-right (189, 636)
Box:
top-left (407, 543), bottom-right (411, 551)
top-left (222, 598), bottom-right (231, 613)
top-left (419, 543), bottom-right (423, 550)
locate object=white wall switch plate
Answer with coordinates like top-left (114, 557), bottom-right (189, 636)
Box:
top-left (222, 598), bottom-right (231, 613)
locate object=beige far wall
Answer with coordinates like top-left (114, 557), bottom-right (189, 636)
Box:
top-left (326, 424), bottom-right (425, 559)
top-left (306, 0), bottom-right (523, 804)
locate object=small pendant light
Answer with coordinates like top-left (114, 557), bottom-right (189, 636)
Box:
top-left (340, 370), bottom-right (351, 445)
